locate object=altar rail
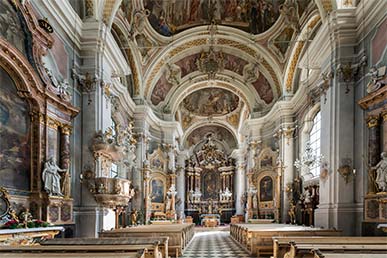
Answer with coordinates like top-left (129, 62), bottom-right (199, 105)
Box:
top-left (230, 224), bottom-right (341, 257)
top-left (0, 245), bottom-right (146, 258)
top-left (99, 223), bottom-right (195, 257)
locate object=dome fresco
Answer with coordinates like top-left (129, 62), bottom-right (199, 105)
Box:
top-left (143, 0), bottom-right (285, 36)
top-left (180, 88), bottom-right (240, 117)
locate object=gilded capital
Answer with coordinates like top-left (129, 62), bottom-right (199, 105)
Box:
top-left (381, 110), bottom-right (387, 122)
top-left (61, 125), bottom-right (72, 135)
top-left (367, 115), bottom-right (379, 128)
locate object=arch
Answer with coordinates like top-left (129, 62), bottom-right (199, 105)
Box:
top-left (283, 13), bottom-right (321, 93)
top-left (112, 18), bottom-right (143, 96)
top-left (142, 28), bottom-right (283, 100)
top-left (182, 121), bottom-right (238, 149)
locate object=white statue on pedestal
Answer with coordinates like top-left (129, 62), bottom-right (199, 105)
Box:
top-left (374, 152), bottom-right (387, 192)
top-left (42, 157), bottom-right (67, 197)
top-left (252, 194), bottom-right (258, 209)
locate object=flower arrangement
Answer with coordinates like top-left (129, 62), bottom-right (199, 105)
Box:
top-left (1, 219), bottom-right (51, 229)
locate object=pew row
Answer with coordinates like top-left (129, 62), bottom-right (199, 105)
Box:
top-left (312, 250), bottom-right (387, 258)
top-left (0, 245), bottom-right (146, 258)
top-left (40, 237), bottom-right (168, 258)
top-left (99, 223), bottom-right (195, 257)
top-left (230, 224), bottom-right (341, 257)
top-left (273, 236), bottom-right (387, 258)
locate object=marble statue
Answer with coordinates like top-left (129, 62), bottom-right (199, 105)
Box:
top-left (303, 189), bottom-right (312, 204)
top-left (253, 194), bottom-right (258, 209)
top-left (374, 152), bottom-right (387, 192)
top-left (165, 185), bottom-right (177, 212)
top-left (42, 157), bottom-right (67, 197)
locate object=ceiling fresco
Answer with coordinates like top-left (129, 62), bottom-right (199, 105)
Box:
top-left (186, 125), bottom-right (237, 150)
top-left (252, 75), bottom-right (274, 104)
top-left (181, 88), bottom-right (240, 117)
top-left (151, 73), bottom-right (173, 105)
top-left (174, 51), bottom-right (248, 78)
top-left (150, 51), bottom-right (255, 106)
top-left (143, 0), bottom-right (285, 36)
top-left (120, 0), bottom-right (133, 24)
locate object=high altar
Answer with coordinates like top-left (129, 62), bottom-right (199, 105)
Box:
top-left (185, 137), bottom-right (235, 224)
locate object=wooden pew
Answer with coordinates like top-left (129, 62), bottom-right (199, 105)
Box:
top-left (273, 236), bottom-right (387, 258)
top-left (312, 249), bottom-right (387, 258)
top-left (230, 224), bottom-right (341, 257)
top-left (40, 237), bottom-right (168, 258)
top-left (99, 223), bottom-right (195, 257)
top-left (0, 245), bottom-right (146, 258)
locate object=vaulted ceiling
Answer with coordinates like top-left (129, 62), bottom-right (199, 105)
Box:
top-left (111, 0), bottom-right (327, 146)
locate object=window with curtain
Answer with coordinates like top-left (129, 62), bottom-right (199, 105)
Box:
top-left (309, 111), bottom-right (321, 177)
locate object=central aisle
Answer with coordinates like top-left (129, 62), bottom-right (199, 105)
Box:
top-left (181, 230), bottom-right (253, 258)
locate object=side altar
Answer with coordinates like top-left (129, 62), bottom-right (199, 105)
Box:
top-left (358, 65), bottom-right (387, 236)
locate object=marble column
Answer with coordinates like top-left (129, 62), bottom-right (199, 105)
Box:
top-left (176, 154), bottom-right (186, 219)
top-left (60, 125), bottom-right (72, 198)
top-left (131, 133), bottom-right (148, 212)
top-left (367, 115), bottom-right (380, 194)
top-left (234, 151), bottom-right (246, 215)
top-left (281, 127), bottom-right (295, 222)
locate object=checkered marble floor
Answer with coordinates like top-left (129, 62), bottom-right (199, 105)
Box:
top-left (181, 231), bottom-right (254, 258)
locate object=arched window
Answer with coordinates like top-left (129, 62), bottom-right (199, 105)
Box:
top-left (308, 111), bottom-right (321, 177)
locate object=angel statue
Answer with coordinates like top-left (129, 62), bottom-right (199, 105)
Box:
top-left (42, 157), bottom-right (67, 197)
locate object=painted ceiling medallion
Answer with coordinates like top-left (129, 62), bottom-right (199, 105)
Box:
top-left (181, 88), bottom-right (239, 117)
top-left (186, 125), bottom-right (236, 150)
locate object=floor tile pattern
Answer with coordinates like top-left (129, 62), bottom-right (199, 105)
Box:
top-left (182, 231), bottom-right (253, 258)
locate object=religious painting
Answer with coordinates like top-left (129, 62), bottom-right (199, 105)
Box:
top-left (259, 176), bottom-right (273, 202)
top-left (0, 67), bottom-right (30, 191)
top-left (143, 0), bottom-right (285, 36)
top-left (223, 54), bottom-right (248, 76)
top-left (252, 75), bottom-right (274, 104)
top-left (181, 88), bottom-right (239, 117)
top-left (151, 179), bottom-right (165, 203)
top-left (185, 125), bottom-right (237, 150)
top-left (0, 0), bottom-right (26, 55)
top-left (175, 53), bottom-right (200, 78)
top-left (202, 171), bottom-right (219, 200)
top-left (151, 73), bottom-right (173, 105)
